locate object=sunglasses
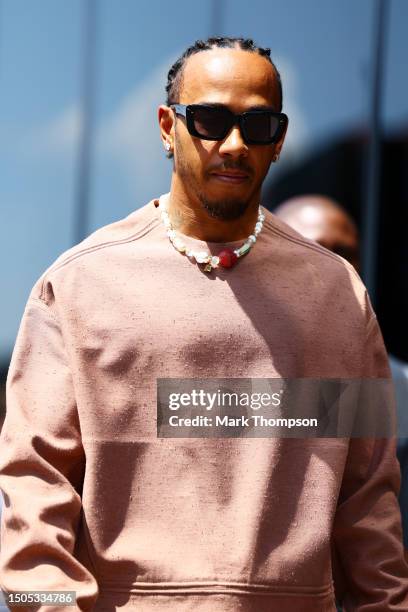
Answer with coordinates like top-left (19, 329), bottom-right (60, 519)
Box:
top-left (170, 103), bottom-right (288, 145)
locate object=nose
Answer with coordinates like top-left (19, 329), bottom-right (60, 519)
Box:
top-left (218, 124), bottom-right (248, 158)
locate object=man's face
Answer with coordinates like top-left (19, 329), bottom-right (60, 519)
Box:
top-left (163, 48), bottom-right (286, 221)
top-left (282, 204), bottom-right (360, 272)
top-left (315, 209), bottom-right (360, 272)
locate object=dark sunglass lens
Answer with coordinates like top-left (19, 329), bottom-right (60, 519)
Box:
top-left (244, 113), bottom-right (280, 142)
top-left (192, 107), bottom-right (228, 138)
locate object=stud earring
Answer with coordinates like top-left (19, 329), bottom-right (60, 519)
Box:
top-left (165, 141), bottom-right (171, 151)
top-left (273, 153), bottom-right (280, 162)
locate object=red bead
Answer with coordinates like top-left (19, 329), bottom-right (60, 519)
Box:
top-left (218, 248), bottom-right (238, 268)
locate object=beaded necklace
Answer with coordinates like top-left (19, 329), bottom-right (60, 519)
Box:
top-left (158, 196), bottom-right (265, 272)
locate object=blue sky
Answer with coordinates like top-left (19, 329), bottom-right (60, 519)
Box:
top-left (1, 0), bottom-right (407, 362)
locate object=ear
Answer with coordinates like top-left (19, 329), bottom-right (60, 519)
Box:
top-left (273, 118), bottom-right (289, 158)
top-left (158, 105), bottom-right (175, 149)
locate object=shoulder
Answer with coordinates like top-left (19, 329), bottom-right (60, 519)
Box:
top-left (262, 206), bottom-right (356, 271)
top-left (261, 206), bottom-right (375, 322)
top-left (30, 198), bottom-right (161, 305)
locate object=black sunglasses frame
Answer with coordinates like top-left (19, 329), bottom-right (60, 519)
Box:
top-left (170, 103), bottom-right (288, 145)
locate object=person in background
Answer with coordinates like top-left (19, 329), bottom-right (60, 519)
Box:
top-left (274, 193), bottom-right (408, 563)
top-left (273, 195), bottom-right (360, 272)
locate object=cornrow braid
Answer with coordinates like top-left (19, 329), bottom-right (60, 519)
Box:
top-left (165, 36), bottom-right (282, 111)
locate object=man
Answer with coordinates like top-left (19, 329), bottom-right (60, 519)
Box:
top-left (0, 36), bottom-right (407, 611)
top-left (274, 193), bottom-right (408, 559)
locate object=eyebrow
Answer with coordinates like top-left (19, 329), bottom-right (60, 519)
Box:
top-left (197, 102), bottom-right (277, 112)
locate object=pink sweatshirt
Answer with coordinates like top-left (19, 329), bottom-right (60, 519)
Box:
top-left (0, 193), bottom-right (407, 611)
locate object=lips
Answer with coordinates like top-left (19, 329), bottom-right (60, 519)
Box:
top-left (211, 171), bottom-right (249, 183)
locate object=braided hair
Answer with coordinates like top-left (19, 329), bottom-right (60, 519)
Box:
top-left (166, 36), bottom-right (282, 110)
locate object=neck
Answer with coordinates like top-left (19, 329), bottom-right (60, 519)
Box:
top-left (167, 180), bottom-right (261, 242)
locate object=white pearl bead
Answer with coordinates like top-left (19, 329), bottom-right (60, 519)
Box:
top-left (248, 235), bottom-right (256, 243)
top-left (195, 251), bottom-right (210, 263)
top-left (173, 238), bottom-right (186, 252)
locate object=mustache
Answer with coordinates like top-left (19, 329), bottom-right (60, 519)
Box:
top-left (208, 162), bottom-right (253, 175)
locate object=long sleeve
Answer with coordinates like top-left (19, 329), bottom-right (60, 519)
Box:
top-left (333, 307), bottom-right (408, 610)
top-left (0, 296), bottom-right (99, 611)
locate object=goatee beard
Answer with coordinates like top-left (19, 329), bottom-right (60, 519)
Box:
top-left (200, 196), bottom-right (249, 221)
